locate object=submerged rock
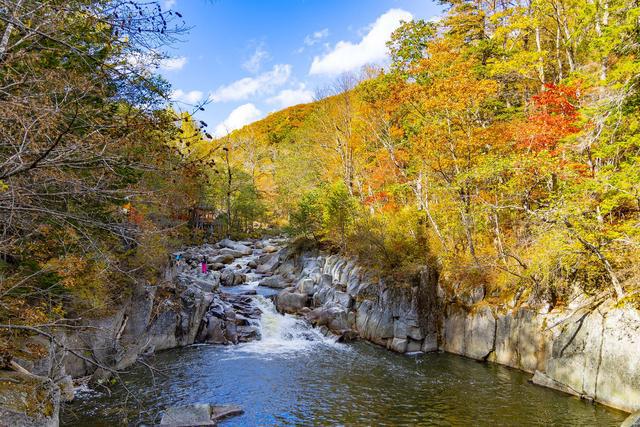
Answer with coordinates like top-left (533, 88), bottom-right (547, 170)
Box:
top-left (160, 403), bottom-right (243, 426)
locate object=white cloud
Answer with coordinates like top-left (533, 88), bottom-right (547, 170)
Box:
top-left (243, 43), bottom-right (270, 73)
top-left (171, 89), bottom-right (203, 104)
top-left (309, 9), bottom-right (412, 76)
top-left (267, 84), bottom-right (314, 108)
top-left (304, 28), bottom-right (329, 46)
top-left (160, 56), bottom-right (187, 71)
top-left (211, 64), bottom-right (291, 102)
top-left (214, 103), bottom-right (263, 137)
top-left (163, 0), bottom-right (176, 9)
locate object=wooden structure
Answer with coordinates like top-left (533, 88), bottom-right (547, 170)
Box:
top-left (190, 204), bottom-right (225, 236)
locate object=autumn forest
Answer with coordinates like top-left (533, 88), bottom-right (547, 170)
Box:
top-left (0, 0), bottom-right (640, 423)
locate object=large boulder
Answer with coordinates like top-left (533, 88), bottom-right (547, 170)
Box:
top-left (220, 270), bottom-right (246, 286)
top-left (219, 239), bottom-right (252, 256)
top-left (256, 253), bottom-right (280, 274)
top-left (276, 289), bottom-right (308, 314)
top-left (219, 248), bottom-right (244, 258)
top-left (210, 254), bottom-right (235, 265)
top-left (259, 275), bottom-right (288, 289)
top-left (306, 306), bottom-right (350, 332)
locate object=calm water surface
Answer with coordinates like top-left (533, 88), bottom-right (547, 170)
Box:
top-left (61, 296), bottom-right (627, 426)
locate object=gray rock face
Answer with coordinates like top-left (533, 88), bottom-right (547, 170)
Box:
top-left (0, 372), bottom-right (60, 427)
top-left (465, 306), bottom-right (496, 360)
top-left (543, 305), bottom-right (640, 412)
top-left (275, 245), bottom-right (640, 414)
top-left (306, 306), bottom-right (350, 333)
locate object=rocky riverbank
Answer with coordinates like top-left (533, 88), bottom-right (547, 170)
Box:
top-left (0, 238), bottom-right (284, 426)
top-left (269, 243), bottom-right (640, 414)
top-left (2, 237), bottom-right (638, 425)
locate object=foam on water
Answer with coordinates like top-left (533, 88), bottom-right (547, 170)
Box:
top-left (227, 295), bottom-right (346, 358)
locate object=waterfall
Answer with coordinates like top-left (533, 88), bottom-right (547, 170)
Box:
top-left (230, 295), bottom-right (344, 357)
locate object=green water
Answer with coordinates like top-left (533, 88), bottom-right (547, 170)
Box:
top-left (62, 338), bottom-right (627, 426)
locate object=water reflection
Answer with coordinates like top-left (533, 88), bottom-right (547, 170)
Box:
top-left (62, 339), bottom-right (626, 426)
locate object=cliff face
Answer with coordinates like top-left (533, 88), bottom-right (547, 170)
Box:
top-left (273, 247), bottom-right (640, 413)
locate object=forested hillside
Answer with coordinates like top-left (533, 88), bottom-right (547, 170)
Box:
top-left (1, 0), bottom-right (638, 364)
top-left (0, 1), bottom-right (214, 360)
top-left (209, 0), bottom-right (640, 305)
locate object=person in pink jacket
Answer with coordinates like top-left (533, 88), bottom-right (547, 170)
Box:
top-left (201, 256), bottom-right (207, 274)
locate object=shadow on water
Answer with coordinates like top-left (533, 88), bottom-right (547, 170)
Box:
top-left (61, 299), bottom-right (627, 426)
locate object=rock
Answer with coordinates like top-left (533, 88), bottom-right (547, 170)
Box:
top-left (203, 317), bottom-right (227, 344)
top-left (247, 260), bottom-right (257, 269)
top-left (211, 254), bottom-right (235, 265)
top-left (390, 337), bottom-right (408, 353)
top-left (56, 375), bottom-right (75, 402)
top-left (298, 278), bottom-right (315, 295)
top-left (263, 245), bottom-right (278, 253)
top-left (545, 305), bottom-right (640, 412)
top-left (531, 370), bottom-right (579, 396)
top-left (219, 248), bottom-right (244, 258)
top-left (421, 333), bottom-right (438, 352)
top-left (338, 330), bottom-right (359, 342)
top-left (160, 403), bottom-right (243, 426)
top-left (333, 291), bottom-right (352, 308)
top-left (458, 284), bottom-right (485, 306)
top-left (233, 273), bottom-right (246, 286)
top-left (622, 411), bottom-right (640, 427)
top-left (219, 239), bottom-right (253, 255)
top-left (259, 275), bottom-right (288, 289)
top-left (407, 339), bottom-right (423, 353)
top-left (256, 253), bottom-right (280, 274)
top-left (306, 306), bottom-right (350, 332)
top-left (220, 269), bottom-right (234, 286)
top-left (394, 320), bottom-right (408, 338)
top-left (210, 262), bottom-right (225, 271)
top-left (276, 289), bottom-right (308, 314)
top-left (408, 326), bottom-right (424, 341)
top-left (211, 404), bottom-right (244, 422)
top-left (464, 306), bottom-right (496, 360)
top-left (0, 371), bottom-right (60, 427)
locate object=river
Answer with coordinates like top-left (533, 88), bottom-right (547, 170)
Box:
top-left (61, 293), bottom-right (626, 426)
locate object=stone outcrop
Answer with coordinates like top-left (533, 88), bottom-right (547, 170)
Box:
top-left (270, 244), bottom-right (640, 414)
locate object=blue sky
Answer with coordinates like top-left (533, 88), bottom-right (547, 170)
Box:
top-left (158, 0), bottom-right (442, 136)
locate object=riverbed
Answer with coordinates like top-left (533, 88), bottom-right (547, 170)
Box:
top-left (61, 295), bottom-right (626, 426)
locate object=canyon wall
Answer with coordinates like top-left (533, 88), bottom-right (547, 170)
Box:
top-left (273, 247), bottom-right (640, 414)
